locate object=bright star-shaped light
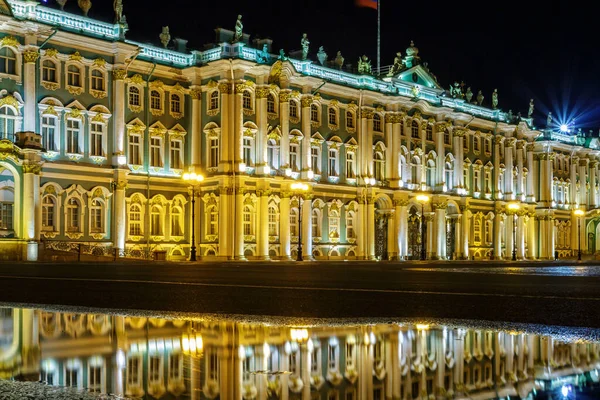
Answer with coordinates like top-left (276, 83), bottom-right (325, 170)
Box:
top-left (560, 124), bottom-right (568, 133)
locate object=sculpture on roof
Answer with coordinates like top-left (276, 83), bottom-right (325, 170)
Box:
top-left (357, 55), bottom-right (372, 75)
top-left (301, 33), bottom-right (310, 61)
top-left (113, 0), bottom-right (123, 23)
top-left (160, 26), bottom-right (170, 48)
top-left (57, 0), bottom-right (67, 10)
top-left (476, 90), bottom-right (484, 106)
top-left (256, 44), bottom-right (271, 64)
top-left (334, 51), bottom-right (344, 70)
top-left (449, 81), bottom-right (462, 99)
top-left (491, 88), bottom-right (498, 109)
top-left (77, 0), bottom-right (91, 16)
top-left (507, 109), bottom-right (513, 122)
top-left (387, 52), bottom-right (403, 77)
top-left (528, 99), bottom-right (534, 118)
top-left (317, 46), bottom-right (327, 66)
top-left (278, 49), bottom-right (288, 61)
top-left (233, 15), bottom-right (243, 43)
top-left (465, 87), bottom-right (473, 103)
top-left (547, 112), bottom-right (553, 127)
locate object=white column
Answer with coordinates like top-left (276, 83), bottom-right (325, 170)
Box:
top-left (517, 214), bottom-right (525, 259)
top-left (191, 354), bottom-right (200, 400)
top-left (357, 199), bottom-right (365, 259)
top-left (279, 92), bottom-right (290, 170)
top-left (386, 212), bottom-right (396, 260)
top-left (434, 202), bottom-right (447, 259)
top-left (493, 213), bottom-right (503, 259)
top-left (426, 214), bottom-right (434, 260)
top-left (234, 83), bottom-right (244, 172)
top-left (23, 49), bottom-right (38, 132)
top-left (366, 111), bottom-right (374, 179)
top-left (453, 131), bottom-right (461, 190)
top-left (385, 114), bottom-right (393, 183)
top-left (396, 201), bottom-right (408, 260)
top-left (218, 82), bottom-right (232, 172)
top-left (494, 136), bottom-right (502, 198)
top-left (257, 189), bottom-right (269, 260)
top-left (113, 170), bottom-right (127, 255)
top-left (359, 111), bottom-right (369, 179)
top-left (23, 167), bottom-right (40, 261)
top-left (527, 214), bottom-right (536, 259)
top-left (504, 138), bottom-right (515, 200)
top-left (579, 158), bottom-right (588, 207)
top-left (391, 116), bottom-right (401, 187)
top-left (516, 141), bottom-right (524, 199)
top-left (506, 213), bottom-right (515, 260)
top-left (590, 161), bottom-right (598, 208)
top-left (367, 197), bottom-right (375, 260)
top-left (526, 143), bottom-right (535, 202)
top-left (453, 215), bottom-right (461, 260)
top-left (255, 344), bottom-right (268, 400)
top-left (280, 193), bottom-right (291, 260)
top-left (435, 123), bottom-right (445, 192)
top-left (235, 189), bottom-right (245, 259)
top-left (302, 195), bottom-right (313, 259)
top-left (112, 69), bottom-right (127, 165)
top-left (190, 87), bottom-right (202, 168)
top-left (301, 96), bottom-right (312, 179)
top-left (300, 343), bottom-right (311, 400)
top-left (256, 87), bottom-right (269, 175)
top-left (462, 208), bottom-right (470, 260)
top-left (218, 188), bottom-right (231, 259)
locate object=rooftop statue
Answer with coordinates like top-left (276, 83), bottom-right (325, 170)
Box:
top-left (335, 51), bottom-right (344, 70)
top-left (465, 87), bottom-right (473, 103)
top-left (357, 55), bottom-right (372, 75)
top-left (547, 112), bottom-right (553, 127)
top-left (113, 0), bottom-right (123, 23)
top-left (160, 26), bottom-right (170, 48)
top-left (476, 90), bottom-right (484, 106)
top-left (387, 52), bottom-right (403, 77)
top-left (301, 33), bottom-right (310, 61)
top-left (317, 46), bottom-right (327, 66)
top-left (492, 88), bottom-right (498, 109)
top-left (77, 0), bottom-right (91, 16)
top-left (449, 81), bottom-right (462, 99)
top-left (278, 49), bottom-right (287, 61)
top-left (256, 44), bottom-right (271, 64)
top-left (233, 15), bottom-right (243, 43)
top-left (57, 0), bottom-right (67, 10)
top-left (528, 99), bottom-right (534, 118)
top-left (507, 109), bottom-right (513, 122)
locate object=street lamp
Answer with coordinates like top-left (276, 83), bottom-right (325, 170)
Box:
top-left (416, 194), bottom-right (430, 261)
top-left (291, 182), bottom-right (310, 261)
top-left (182, 172), bottom-right (204, 261)
top-left (507, 202), bottom-right (520, 261)
top-left (574, 209), bottom-right (585, 261)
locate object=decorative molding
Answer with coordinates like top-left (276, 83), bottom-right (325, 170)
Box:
top-left (0, 36), bottom-right (20, 47)
top-left (41, 81), bottom-right (59, 91)
top-left (23, 49), bottom-right (39, 64)
top-left (112, 69), bottom-right (127, 80)
top-left (190, 88), bottom-right (202, 100)
top-left (91, 89), bottom-right (107, 99)
top-left (69, 51), bottom-right (83, 62)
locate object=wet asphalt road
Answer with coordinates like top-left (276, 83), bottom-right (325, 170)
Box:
top-left (0, 260), bottom-right (600, 329)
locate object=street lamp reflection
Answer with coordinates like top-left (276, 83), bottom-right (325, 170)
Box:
top-left (181, 332), bottom-right (203, 357)
top-left (290, 328), bottom-right (309, 343)
top-left (182, 172), bottom-right (204, 262)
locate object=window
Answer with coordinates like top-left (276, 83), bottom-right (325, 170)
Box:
top-left (208, 206), bottom-right (218, 235)
top-left (66, 198), bottom-right (80, 232)
top-left (267, 93), bottom-right (276, 113)
top-left (290, 208), bottom-right (299, 237)
top-left (127, 356), bottom-right (141, 386)
top-left (464, 136), bottom-right (469, 151)
top-left (41, 116), bottom-right (57, 151)
top-left (170, 140), bottom-right (182, 169)
top-left (90, 122), bottom-right (104, 157)
top-left (67, 65), bottom-right (81, 87)
top-left (328, 344), bottom-right (338, 370)
top-left (42, 60), bottom-right (57, 83)
top-left (129, 204), bottom-right (142, 236)
top-left (171, 93), bottom-right (181, 114)
top-left (41, 366), bottom-right (55, 385)
top-left (209, 91), bottom-right (219, 110)
top-left (374, 152), bottom-right (385, 181)
top-left (129, 86), bottom-right (140, 107)
top-left (171, 207), bottom-right (183, 236)
top-left (169, 353), bottom-right (182, 381)
top-left (65, 362), bottom-right (79, 388)
top-left (411, 120), bottom-right (419, 138)
top-left (243, 137), bottom-right (252, 166)
top-left (426, 125), bottom-right (433, 141)
top-left (346, 152), bottom-right (355, 179)
top-left (90, 199), bottom-right (103, 233)
top-left (0, 47), bottom-right (16, 75)
top-left (242, 90), bottom-right (252, 110)
top-left (328, 149), bottom-right (337, 177)
top-left (345, 341), bottom-right (355, 368)
top-left (151, 205), bottom-right (162, 235)
top-left (0, 106), bottom-right (16, 142)
top-left (91, 69), bottom-right (104, 92)
top-left (128, 135), bottom-right (141, 165)
top-left (444, 130), bottom-right (451, 145)
top-left (346, 111), bottom-right (354, 129)
top-left (267, 139), bottom-right (278, 170)
top-left (289, 144), bottom-right (299, 172)
top-left (150, 137), bottom-right (162, 167)
top-left (329, 210), bottom-right (339, 238)
top-left (312, 209), bottom-right (320, 238)
top-left (243, 205), bottom-right (254, 236)
top-left (311, 147), bottom-right (320, 174)
top-left (150, 90), bottom-right (162, 111)
top-left (208, 351), bottom-right (219, 381)
top-left (149, 355), bottom-right (161, 383)
top-left (373, 114), bottom-right (382, 132)
top-left (0, 201), bottom-right (13, 230)
top-left (289, 101), bottom-right (298, 118)
top-left (474, 216), bottom-right (482, 244)
top-left (485, 138), bottom-right (491, 153)
top-left (268, 205), bottom-right (278, 236)
top-left (88, 364), bottom-right (102, 393)
top-left (42, 196), bottom-right (56, 232)
top-left (329, 108), bottom-right (337, 126)
top-left (474, 137), bottom-right (480, 152)
top-left (66, 119), bottom-right (81, 154)
top-left (311, 104), bottom-right (319, 123)
top-left (209, 137), bottom-right (219, 168)
top-left (346, 211), bottom-right (356, 240)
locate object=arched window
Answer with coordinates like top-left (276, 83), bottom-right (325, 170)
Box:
top-left (485, 219), bottom-right (493, 244)
top-left (346, 111), bottom-right (354, 129)
top-left (268, 205), bottom-right (278, 236)
top-left (91, 69), bottom-right (105, 91)
top-left (328, 108), bottom-right (337, 126)
top-left (66, 198), bottom-right (81, 232)
top-left (170, 93), bottom-right (181, 114)
top-left (209, 91), bottom-right (219, 110)
top-left (90, 199), bottom-right (104, 233)
top-left (0, 106), bottom-right (16, 142)
top-left (426, 125), bottom-right (433, 141)
top-left (207, 205), bottom-right (218, 235)
top-left (290, 207), bottom-right (299, 238)
top-left (411, 120), bottom-right (419, 138)
top-left (329, 209), bottom-right (340, 238)
top-left (267, 138), bottom-right (279, 170)
top-left (129, 204), bottom-right (142, 236)
top-left (0, 47), bottom-right (16, 75)
top-left (473, 215), bottom-right (482, 245)
top-left (150, 90), bottom-right (161, 111)
top-left (474, 137), bottom-right (480, 152)
top-left (267, 93), bottom-right (276, 113)
top-left (242, 90), bottom-right (252, 110)
top-left (67, 65), bottom-right (81, 87)
top-left (151, 205), bottom-right (162, 236)
top-left (346, 210), bottom-right (356, 240)
top-left (289, 101), bottom-right (298, 119)
top-left (310, 104), bottom-right (319, 123)
top-left (129, 86), bottom-right (140, 107)
top-left (311, 208), bottom-right (321, 238)
top-left (42, 195), bottom-right (56, 232)
top-left (42, 60), bottom-right (57, 83)
top-left (171, 207), bottom-right (183, 236)
top-left (243, 205), bottom-right (254, 236)
top-left (374, 152), bottom-right (385, 181)
top-left (373, 114), bottom-right (382, 132)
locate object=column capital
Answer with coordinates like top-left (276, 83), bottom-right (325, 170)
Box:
top-left (218, 82), bottom-right (232, 94)
top-left (535, 152), bottom-right (555, 161)
top-left (526, 143), bottom-right (535, 151)
top-left (22, 163), bottom-right (42, 174)
top-left (394, 199), bottom-right (409, 207)
top-left (256, 188), bottom-right (271, 197)
top-left (494, 136), bottom-right (504, 145)
top-left (300, 95), bottom-right (313, 108)
top-left (453, 128), bottom-right (467, 137)
top-left (505, 137), bottom-right (517, 147)
top-left (281, 190), bottom-right (293, 199)
top-left (433, 201), bottom-right (448, 210)
top-left (590, 161), bottom-right (598, 168)
top-left (516, 140), bottom-right (525, 150)
top-left (255, 86), bottom-right (270, 99)
top-left (190, 87), bottom-right (202, 100)
top-left (279, 91), bottom-right (291, 103)
top-left (579, 158), bottom-right (589, 167)
top-left (362, 108), bottom-right (374, 119)
top-left (23, 49), bottom-right (39, 64)
top-left (112, 69), bottom-right (127, 80)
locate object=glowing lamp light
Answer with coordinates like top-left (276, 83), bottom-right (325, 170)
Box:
top-left (307, 170), bottom-right (314, 180)
top-left (560, 124), bottom-right (568, 133)
top-left (561, 384), bottom-right (571, 397)
top-left (416, 194), bottom-right (430, 203)
top-left (291, 182), bottom-right (309, 192)
top-left (117, 155), bottom-right (127, 166)
top-left (574, 209), bottom-right (585, 217)
top-left (416, 324), bottom-right (430, 331)
top-left (239, 163), bottom-right (246, 172)
top-left (285, 168), bottom-right (292, 177)
top-left (507, 202), bottom-right (520, 212)
top-left (263, 166), bottom-right (271, 175)
top-left (290, 328), bottom-right (309, 343)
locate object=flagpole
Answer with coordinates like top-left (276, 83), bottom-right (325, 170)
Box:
top-left (377, 0), bottom-right (381, 74)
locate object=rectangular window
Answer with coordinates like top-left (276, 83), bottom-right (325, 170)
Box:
top-left (150, 137), bottom-right (162, 168)
top-left (243, 137), bottom-right (252, 166)
top-left (149, 356), bottom-right (161, 383)
top-left (328, 150), bottom-right (337, 176)
top-left (346, 152), bottom-right (355, 179)
top-left (169, 353), bottom-right (182, 380)
top-left (129, 135), bottom-right (141, 165)
top-left (311, 147), bottom-right (319, 173)
top-left (209, 352), bottom-right (219, 381)
top-left (290, 210), bottom-right (298, 237)
top-left (463, 136), bottom-right (469, 152)
top-left (290, 145), bottom-right (298, 172)
top-left (311, 351), bottom-right (319, 373)
top-left (127, 357), bottom-right (140, 386)
top-left (0, 202), bottom-right (13, 230)
top-left (90, 201), bottom-right (103, 233)
top-left (210, 138), bottom-right (219, 168)
top-left (66, 119), bottom-right (80, 154)
top-left (90, 122), bottom-right (103, 157)
top-left (65, 367), bottom-right (78, 388)
top-left (88, 366), bottom-right (102, 393)
top-left (170, 140), bottom-right (182, 169)
top-left (328, 345), bottom-right (337, 370)
top-left (41, 116), bottom-right (56, 151)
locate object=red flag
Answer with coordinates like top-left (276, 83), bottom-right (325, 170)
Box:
top-left (355, 0), bottom-right (378, 9)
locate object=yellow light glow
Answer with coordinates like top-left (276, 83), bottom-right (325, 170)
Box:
top-left (182, 173), bottom-right (190, 181)
top-left (290, 328), bottom-right (309, 343)
top-left (291, 182), bottom-right (309, 192)
top-left (416, 324), bottom-right (430, 331)
top-left (574, 209), bottom-right (585, 216)
top-left (181, 334), bottom-right (190, 353)
top-left (183, 172), bottom-right (204, 182)
top-left (195, 334), bottom-right (203, 351)
top-left (415, 194), bottom-right (430, 203)
top-left (507, 203), bottom-right (520, 211)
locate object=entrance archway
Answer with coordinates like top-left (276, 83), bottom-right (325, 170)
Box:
top-left (407, 205), bottom-right (423, 260)
top-left (0, 165), bottom-right (16, 238)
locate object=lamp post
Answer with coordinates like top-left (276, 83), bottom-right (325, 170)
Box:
top-left (182, 172), bottom-right (204, 261)
top-left (416, 194), bottom-right (430, 261)
top-left (291, 182), bottom-right (309, 261)
top-left (574, 209), bottom-right (585, 261)
top-left (507, 202), bottom-right (520, 261)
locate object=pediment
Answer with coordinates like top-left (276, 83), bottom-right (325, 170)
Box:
top-left (392, 65), bottom-right (442, 89)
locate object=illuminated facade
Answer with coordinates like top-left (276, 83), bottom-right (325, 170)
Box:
top-left (0, 0), bottom-right (599, 261)
top-left (2, 307), bottom-right (600, 399)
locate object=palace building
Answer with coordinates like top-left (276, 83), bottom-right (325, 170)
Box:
top-left (0, 0), bottom-right (599, 261)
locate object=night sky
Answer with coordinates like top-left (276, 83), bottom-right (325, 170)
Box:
top-left (49, 0), bottom-right (600, 132)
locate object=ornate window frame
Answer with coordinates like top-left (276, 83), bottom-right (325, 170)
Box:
top-left (39, 99), bottom-right (62, 155)
top-left (64, 105), bottom-right (86, 160)
top-left (310, 103), bottom-right (321, 127)
top-left (373, 113), bottom-right (383, 133)
top-left (149, 123), bottom-right (166, 171)
top-left (328, 201), bottom-right (342, 242)
top-left (267, 91), bottom-right (278, 119)
top-left (149, 82), bottom-right (165, 116)
top-left (344, 138), bottom-right (358, 182)
top-left (311, 200), bottom-right (323, 241)
top-left (126, 118), bottom-right (146, 169)
top-left (207, 89), bottom-right (220, 116)
top-left (64, 359), bottom-right (83, 389)
top-left (310, 133), bottom-right (324, 177)
top-left (204, 122), bottom-right (221, 172)
top-left (87, 105), bottom-right (111, 163)
top-left (345, 201), bottom-right (358, 243)
top-left (65, 53), bottom-right (85, 96)
top-left (127, 195), bottom-right (145, 240)
top-left (203, 194), bottom-right (219, 241)
top-left (327, 101), bottom-right (339, 131)
top-left (327, 136), bottom-right (343, 181)
top-left (168, 124), bottom-right (186, 172)
top-left (88, 186), bottom-right (110, 239)
top-left (64, 190), bottom-right (85, 240)
top-left (89, 58), bottom-right (108, 99)
top-left (40, 183), bottom-right (62, 238)
top-left (411, 119), bottom-right (420, 138)
top-left (40, 50), bottom-right (60, 91)
top-left (373, 141), bottom-right (386, 182)
top-left (169, 88), bottom-right (184, 119)
top-left (169, 195), bottom-right (186, 240)
top-left (242, 89), bottom-right (254, 116)
top-left (0, 37), bottom-right (22, 84)
top-left (289, 99), bottom-right (300, 123)
top-left (127, 74), bottom-right (145, 113)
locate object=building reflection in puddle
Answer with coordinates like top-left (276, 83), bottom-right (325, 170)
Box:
top-left (0, 307), bottom-right (599, 399)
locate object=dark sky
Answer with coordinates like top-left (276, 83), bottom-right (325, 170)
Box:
top-left (53, 0), bottom-right (600, 132)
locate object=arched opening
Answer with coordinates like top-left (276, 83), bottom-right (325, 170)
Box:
top-left (407, 205), bottom-right (424, 260)
top-left (0, 167), bottom-right (14, 237)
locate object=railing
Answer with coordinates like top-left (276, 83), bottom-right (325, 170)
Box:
top-left (126, 40), bottom-right (195, 67)
top-left (43, 240), bottom-right (154, 261)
